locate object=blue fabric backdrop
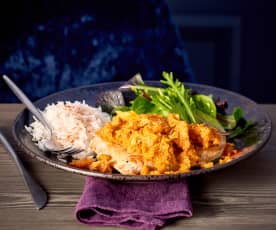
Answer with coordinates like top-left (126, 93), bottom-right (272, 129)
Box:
top-left (0, 0), bottom-right (195, 102)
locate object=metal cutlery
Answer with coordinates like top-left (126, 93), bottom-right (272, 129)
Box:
top-left (0, 131), bottom-right (47, 209)
top-left (2, 75), bottom-right (83, 155)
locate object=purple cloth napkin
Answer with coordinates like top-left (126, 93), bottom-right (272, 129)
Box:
top-left (75, 177), bottom-right (192, 230)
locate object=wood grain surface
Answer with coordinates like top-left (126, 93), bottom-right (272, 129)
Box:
top-left (0, 104), bottom-right (275, 230)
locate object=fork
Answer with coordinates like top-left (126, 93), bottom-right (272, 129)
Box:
top-left (2, 75), bottom-right (83, 155)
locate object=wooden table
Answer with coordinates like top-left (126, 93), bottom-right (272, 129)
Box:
top-left (0, 104), bottom-right (275, 230)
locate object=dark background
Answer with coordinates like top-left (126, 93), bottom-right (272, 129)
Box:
top-left (0, 0), bottom-right (275, 103)
top-left (168, 0), bottom-right (275, 103)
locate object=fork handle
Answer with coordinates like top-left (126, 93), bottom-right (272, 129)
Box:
top-left (0, 131), bottom-right (47, 209)
top-left (2, 75), bottom-right (52, 133)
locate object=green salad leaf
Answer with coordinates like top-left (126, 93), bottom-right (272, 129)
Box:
top-left (217, 107), bottom-right (243, 130)
top-left (192, 94), bottom-right (217, 118)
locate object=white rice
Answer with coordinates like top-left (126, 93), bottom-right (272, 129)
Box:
top-left (25, 101), bottom-right (111, 159)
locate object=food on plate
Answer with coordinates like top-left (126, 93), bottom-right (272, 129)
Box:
top-left (26, 72), bottom-right (255, 176)
top-left (70, 111), bottom-right (239, 175)
top-left (25, 101), bottom-right (111, 159)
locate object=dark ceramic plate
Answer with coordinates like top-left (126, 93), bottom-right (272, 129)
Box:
top-left (12, 82), bottom-right (272, 181)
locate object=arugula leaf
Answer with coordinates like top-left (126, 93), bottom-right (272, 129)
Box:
top-left (160, 72), bottom-right (196, 123)
top-left (119, 71), bottom-right (196, 123)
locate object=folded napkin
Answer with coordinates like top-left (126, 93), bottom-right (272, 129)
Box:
top-left (75, 177), bottom-right (192, 230)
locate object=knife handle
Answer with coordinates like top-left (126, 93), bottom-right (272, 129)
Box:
top-left (0, 132), bottom-right (47, 209)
